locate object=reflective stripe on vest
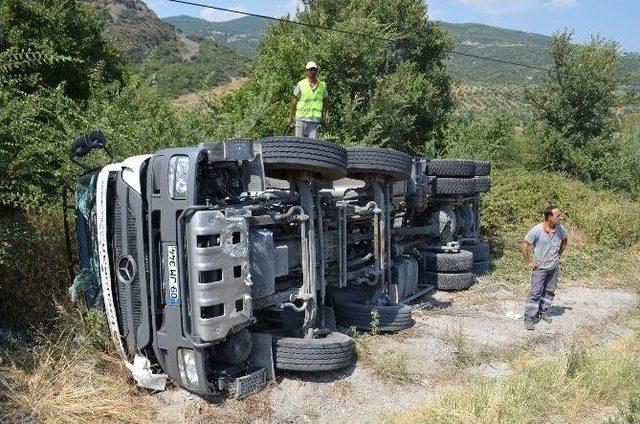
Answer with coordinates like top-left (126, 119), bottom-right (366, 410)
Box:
top-left (295, 79), bottom-right (325, 121)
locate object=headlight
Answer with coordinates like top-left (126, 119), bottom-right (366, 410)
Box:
top-left (178, 348), bottom-right (199, 388)
top-left (168, 155), bottom-right (189, 199)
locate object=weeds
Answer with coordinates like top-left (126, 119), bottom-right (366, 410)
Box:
top-left (0, 305), bottom-right (155, 424)
top-left (371, 351), bottom-right (411, 382)
top-left (349, 326), bottom-right (412, 383)
top-left (371, 308), bottom-right (381, 336)
top-left (441, 325), bottom-right (475, 367)
top-left (388, 332), bottom-right (640, 424)
top-left (605, 392), bottom-right (640, 424)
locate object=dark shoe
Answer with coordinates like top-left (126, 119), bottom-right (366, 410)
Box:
top-left (524, 316), bottom-right (535, 331)
top-left (537, 311), bottom-right (552, 323)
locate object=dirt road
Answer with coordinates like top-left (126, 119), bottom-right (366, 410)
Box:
top-left (151, 281), bottom-right (639, 423)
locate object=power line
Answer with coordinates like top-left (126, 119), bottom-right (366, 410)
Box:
top-left (165, 0), bottom-right (397, 42)
top-left (165, 0), bottom-right (640, 88)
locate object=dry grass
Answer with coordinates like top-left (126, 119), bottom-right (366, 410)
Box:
top-left (387, 331), bottom-right (640, 424)
top-left (352, 330), bottom-right (412, 383)
top-left (182, 386), bottom-right (273, 424)
top-left (0, 308), bottom-right (155, 424)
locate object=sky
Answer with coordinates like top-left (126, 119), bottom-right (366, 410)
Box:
top-left (142, 0), bottom-right (639, 52)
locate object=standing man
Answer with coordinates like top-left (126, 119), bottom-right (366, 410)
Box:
top-left (287, 61), bottom-right (330, 138)
top-left (521, 206), bottom-right (568, 330)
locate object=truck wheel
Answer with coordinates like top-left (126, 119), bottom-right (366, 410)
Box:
top-left (426, 159), bottom-right (475, 177)
top-left (426, 271), bottom-right (475, 291)
top-left (475, 161), bottom-right (491, 176)
top-left (474, 176), bottom-right (491, 193)
top-left (346, 147), bottom-right (413, 181)
top-left (259, 136), bottom-right (347, 181)
top-left (462, 242), bottom-right (491, 262)
top-left (333, 302), bottom-right (414, 332)
top-left (472, 261), bottom-right (491, 276)
top-left (422, 250), bottom-right (474, 272)
top-left (274, 331), bottom-right (354, 371)
top-left (429, 177), bottom-right (476, 196)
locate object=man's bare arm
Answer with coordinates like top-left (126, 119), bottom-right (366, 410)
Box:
top-left (323, 97), bottom-right (330, 124)
top-left (559, 238), bottom-right (568, 256)
top-left (521, 240), bottom-right (539, 269)
top-left (287, 96), bottom-right (299, 126)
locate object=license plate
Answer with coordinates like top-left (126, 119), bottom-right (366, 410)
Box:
top-left (167, 245), bottom-right (180, 306)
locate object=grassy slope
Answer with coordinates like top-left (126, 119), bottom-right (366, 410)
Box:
top-left (141, 38), bottom-right (249, 98)
top-left (163, 15), bottom-right (267, 57)
top-left (481, 167), bottom-right (640, 288)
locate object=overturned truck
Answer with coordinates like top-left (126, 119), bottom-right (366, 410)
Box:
top-left (71, 134), bottom-right (491, 399)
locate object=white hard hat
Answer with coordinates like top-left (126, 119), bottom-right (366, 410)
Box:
top-left (305, 61), bottom-right (318, 70)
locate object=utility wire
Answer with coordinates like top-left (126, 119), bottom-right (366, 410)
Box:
top-left (165, 0), bottom-right (640, 87)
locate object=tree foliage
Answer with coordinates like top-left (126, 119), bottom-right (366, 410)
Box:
top-left (524, 31), bottom-right (635, 191)
top-left (210, 0), bottom-right (454, 152)
top-left (0, 0), bottom-right (124, 100)
top-left (526, 31), bottom-right (621, 142)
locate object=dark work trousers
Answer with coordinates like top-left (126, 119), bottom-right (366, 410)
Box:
top-left (524, 267), bottom-right (559, 318)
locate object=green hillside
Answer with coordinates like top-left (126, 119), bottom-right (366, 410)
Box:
top-left (99, 1), bottom-right (250, 97)
top-left (163, 15), bottom-right (640, 86)
top-left (442, 22), bottom-right (640, 85)
top-left (442, 22), bottom-right (551, 84)
top-left (163, 15), bottom-right (267, 57)
top-left (141, 38), bottom-right (249, 98)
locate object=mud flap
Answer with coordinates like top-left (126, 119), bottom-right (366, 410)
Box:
top-left (249, 332), bottom-right (275, 381)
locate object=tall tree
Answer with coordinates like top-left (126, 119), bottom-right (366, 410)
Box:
top-left (211, 0), bottom-right (454, 152)
top-left (527, 30), bottom-right (621, 143)
top-left (0, 0), bottom-right (124, 100)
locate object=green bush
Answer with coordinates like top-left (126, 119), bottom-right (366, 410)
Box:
top-left (0, 0), bottom-right (124, 100)
top-left (439, 115), bottom-right (524, 167)
top-left (481, 168), bottom-right (640, 249)
top-left (524, 114), bottom-right (640, 197)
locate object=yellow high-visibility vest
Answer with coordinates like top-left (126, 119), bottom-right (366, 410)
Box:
top-left (295, 79), bottom-right (326, 121)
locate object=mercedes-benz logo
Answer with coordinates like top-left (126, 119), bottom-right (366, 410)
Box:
top-left (116, 255), bottom-right (137, 284)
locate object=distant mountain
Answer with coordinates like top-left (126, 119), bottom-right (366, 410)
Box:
top-left (441, 22), bottom-right (553, 84)
top-left (442, 22), bottom-right (640, 85)
top-left (97, 0), bottom-right (178, 63)
top-left (162, 15), bottom-right (268, 57)
top-left (97, 0), bottom-right (249, 97)
top-left (164, 15), bottom-right (640, 86)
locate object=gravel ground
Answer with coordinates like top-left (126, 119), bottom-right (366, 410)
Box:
top-left (154, 284), bottom-right (638, 424)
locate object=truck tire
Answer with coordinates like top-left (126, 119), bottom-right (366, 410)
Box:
top-left (426, 159), bottom-right (475, 177)
top-left (462, 242), bottom-right (491, 262)
top-left (472, 261), bottom-right (491, 276)
top-left (422, 250), bottom-right (474, 272)
top-left (474, 176), bottom-right (491, 193)
top-left (346, 147), bottom-right (412, 181)
top-left (333, 302), bottom-right (414, 332)
top-left (475, 161), bottom-right (491, 176)
top-left (430, 177), bottom-right (476, 196)
top-left (274, 331), bottom-right (354, 371)
top-left (259, 136), bottom-right (347, 180)
top-left (426, 271), bottom-right (475, 291)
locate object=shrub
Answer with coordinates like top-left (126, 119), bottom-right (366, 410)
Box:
top-left (481, 168), bottom-right (640, 248)
top-left (439, 115), bottom-right (524, 167)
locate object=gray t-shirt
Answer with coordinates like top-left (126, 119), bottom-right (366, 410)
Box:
top-left (294, 81), bottom-right (329, 123)
top-left (524, 223), bottom-right (567, 270)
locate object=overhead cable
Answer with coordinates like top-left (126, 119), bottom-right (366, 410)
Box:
top-left (165, 0), bottom-right (640, 87)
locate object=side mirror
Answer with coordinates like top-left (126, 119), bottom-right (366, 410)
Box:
top-left (70, 129), bottom-right (114, 170)
top-left (71, 129), bottom-right (107, 157)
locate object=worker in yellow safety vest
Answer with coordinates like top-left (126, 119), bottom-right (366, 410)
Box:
top-left (286, 61), bottom-right (330, 138)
